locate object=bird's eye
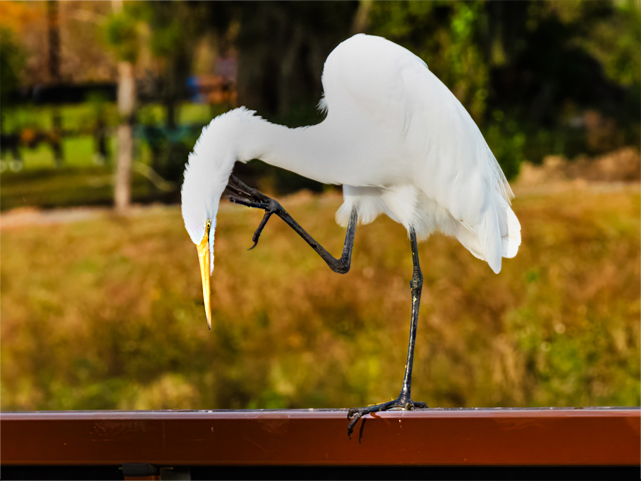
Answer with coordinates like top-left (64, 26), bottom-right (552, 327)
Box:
top-left (205, 219), bottom-right (211, 235)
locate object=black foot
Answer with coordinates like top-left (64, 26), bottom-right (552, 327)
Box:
top-left (226, 175), bottom-right (282, 249)
top-left (347, 398), bottom-right (428, 437)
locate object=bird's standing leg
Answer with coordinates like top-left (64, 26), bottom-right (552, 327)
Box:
top-left (346, 229), bottom-right (428, 437)
top-left (226, 175), bottom-right (357, 274)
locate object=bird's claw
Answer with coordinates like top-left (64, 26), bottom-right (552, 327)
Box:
top-left (248, 210), bottom-right (276, 250)
top-left (346, 398), bottom-right (428, 438)
top-left (227, 175), bottom-right (281, 250)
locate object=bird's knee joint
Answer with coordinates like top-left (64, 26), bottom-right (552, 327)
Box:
top-left (334, 260), bottom-right (351, 274)
top-left (337, 265), bottom-right (350, 274)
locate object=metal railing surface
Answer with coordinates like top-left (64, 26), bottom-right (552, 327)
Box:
top-left (2, 407), bottom-right (639, 468)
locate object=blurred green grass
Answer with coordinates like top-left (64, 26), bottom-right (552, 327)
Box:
top-left (2, 102), bottom-right (212, 133)
top-left (0, 102), bottom-right (214, 172)
top-left (1, 102), bottom-right (219, 209)
top-left (1, 186), bottom-right (639, 410)
top-left (0, 165), bottom-right (173, 210)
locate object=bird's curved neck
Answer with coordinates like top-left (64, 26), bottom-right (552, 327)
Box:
top-left (185, 107), bottom-right (345, 226)
top-left (230, 110), bottom-right (339, 184)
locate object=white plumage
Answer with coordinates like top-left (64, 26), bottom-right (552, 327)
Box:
top-left (182, 33), bottom-right (521, 277)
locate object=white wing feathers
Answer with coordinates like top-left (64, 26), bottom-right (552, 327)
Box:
top-left (327, 35), bottom-right (521, 273)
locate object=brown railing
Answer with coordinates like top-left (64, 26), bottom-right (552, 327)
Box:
top-left (2, 407), bottom-right (639, 479)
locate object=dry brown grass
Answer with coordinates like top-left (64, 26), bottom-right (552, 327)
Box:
top-left (1, 184), bottom-right (639, 410)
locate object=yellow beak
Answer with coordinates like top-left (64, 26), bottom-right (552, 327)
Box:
top-left (196, 223), bottom-right (212, 330)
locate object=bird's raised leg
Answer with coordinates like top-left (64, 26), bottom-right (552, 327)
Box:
top-left (226, 175), bottom-right (357, 274)
top-left (346, 229), bottom-right (428, 437)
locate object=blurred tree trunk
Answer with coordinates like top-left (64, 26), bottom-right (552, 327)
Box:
top-left (114, 61), bottom-right (135, 212)
top-left (111, 0), bottom-right (136, 212)
top-left (351, 0), bottom-right (372, 35)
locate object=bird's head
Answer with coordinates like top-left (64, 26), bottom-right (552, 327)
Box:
top-left (181, 113), bottom-right (244, 329)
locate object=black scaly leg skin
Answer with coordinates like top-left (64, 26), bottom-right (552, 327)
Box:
top-left (226, 175), bottom-right (357, 273)
top-left (346, 228), bottom-right (428, 437)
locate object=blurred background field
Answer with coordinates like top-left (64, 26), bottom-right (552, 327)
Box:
top-left (1, 0), bottom-right (639, 410)
top-left (2, 183), bottom-right (639, 410)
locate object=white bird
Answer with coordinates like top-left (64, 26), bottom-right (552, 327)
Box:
top-left (181, 33), bottom-right (521, 436)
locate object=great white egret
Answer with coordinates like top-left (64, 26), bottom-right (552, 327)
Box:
top-left (181, 34), bottom-right (521, 436)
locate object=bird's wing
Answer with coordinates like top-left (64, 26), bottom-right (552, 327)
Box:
top-left (402, 65), bottom-right (520, 272)
top-left (324, 34), bottom-right (520, 272)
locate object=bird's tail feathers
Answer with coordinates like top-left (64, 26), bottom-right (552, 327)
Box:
top-left (454, 222), bottom-right (485, 261)
top-left (496, 195), bottom-right (521, 259)
top-left (474, 194), bottom-right (521, 273)
top-left (478, 205), bottom-right (503, 274)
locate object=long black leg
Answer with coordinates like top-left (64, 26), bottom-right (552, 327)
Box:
top-left (226, 175), bottom-right (357, 274)
top-left (399, 228), bottom-right (423, 401)
top-left (346, 228), bottom-right (428, 437)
